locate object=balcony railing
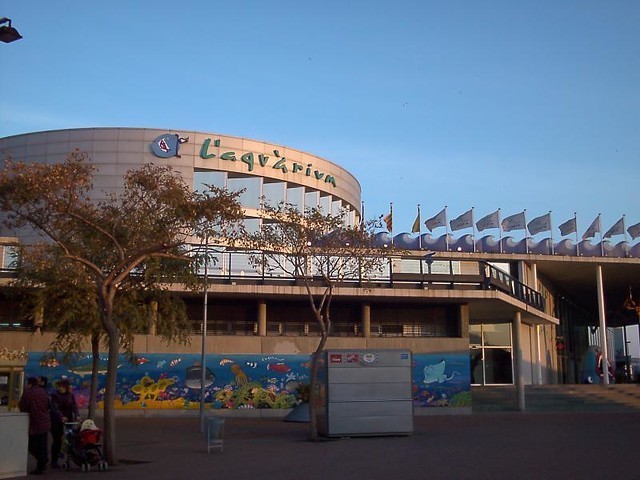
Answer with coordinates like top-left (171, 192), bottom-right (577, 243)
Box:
top-left (195, 249), bottom-right (546, 312)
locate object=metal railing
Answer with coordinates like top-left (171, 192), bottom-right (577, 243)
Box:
top-left (195, 249), bottom-right (545, 312)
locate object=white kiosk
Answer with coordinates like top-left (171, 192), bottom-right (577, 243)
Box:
top-left (317, 349), bottom-right (413, 437)
top-left (0, 353), bottom-right (28, 478)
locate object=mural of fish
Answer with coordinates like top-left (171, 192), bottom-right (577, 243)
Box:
top-left (24, 351), bottom-right (470, 411)
top-left (423, 360), bottom-right (458, 384)
top-left (230, 364), bottom-right (248, 385)
top-left (185, 366), bottom-right (215, 389)
top-left (40, 358), bottom-right (60, 368)
top-left (68, 362), bottom-right (113, 378)
top-left (267, 363), bottom-right (291, 374)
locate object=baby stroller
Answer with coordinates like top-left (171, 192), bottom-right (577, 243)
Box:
top-left (62, 419), bottom-right (108, 471)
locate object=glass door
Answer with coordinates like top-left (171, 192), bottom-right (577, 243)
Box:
top-left (469, 323), bottom-right (513, 385)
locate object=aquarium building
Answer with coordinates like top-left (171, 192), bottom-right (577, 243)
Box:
top-left (1, 128), bottom-right (639, 414)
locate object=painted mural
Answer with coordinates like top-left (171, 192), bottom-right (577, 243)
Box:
top-left (24, 351), bottom-right (470, 410)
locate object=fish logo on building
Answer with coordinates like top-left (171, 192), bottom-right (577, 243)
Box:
top-left (150, 133), bottom-right (189, 158)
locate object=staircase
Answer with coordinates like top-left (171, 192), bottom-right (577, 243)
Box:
top-left (472, 384), bottom-right (640, 413)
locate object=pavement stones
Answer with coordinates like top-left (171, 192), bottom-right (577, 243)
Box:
top-left (23, 412), bottom-right (640, 480)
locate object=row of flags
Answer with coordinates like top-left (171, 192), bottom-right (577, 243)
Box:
top-left (381, 204), bottom-right (640, 242)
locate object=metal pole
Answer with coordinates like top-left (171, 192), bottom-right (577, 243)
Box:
top-left (199, 240), bottom-right (209, 431)
top-left (531, 263), bottom-right (543, 385)
top-left (623, 326), bottom-right (630, 383)
top-left (596, 265), bottom-right (610, 385)
top-left (513, 312), bottom-right (525, 411)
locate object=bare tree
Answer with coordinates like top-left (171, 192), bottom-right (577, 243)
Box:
top-left (247, 202), bottom-right (387, 440)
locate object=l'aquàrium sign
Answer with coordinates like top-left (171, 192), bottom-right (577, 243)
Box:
top-left (150, 134), bottom-right (337, 188)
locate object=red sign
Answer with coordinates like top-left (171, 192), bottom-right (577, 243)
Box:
top-left (346, 353), bottom-right (359, 363)
top-left (330, 354), bottom-right (342, 363)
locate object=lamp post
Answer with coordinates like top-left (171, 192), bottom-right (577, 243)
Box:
top-left (0, 17), bottom-right (22, 43)
top-left (199, 239), bottom-right (209, 432)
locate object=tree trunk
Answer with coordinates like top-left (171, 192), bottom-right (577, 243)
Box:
top-left (308, 330), bottom-right (328, 442)
top-left (88, 333), bottom-right (100, 419)
top-left (103, 328), bottom-right (119, 465)
top-left (99, 289), bottom-right (119, 467)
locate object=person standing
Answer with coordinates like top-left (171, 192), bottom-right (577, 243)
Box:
top-left (49, 378), bottom-right (78, 469)
top-left (19, 376), bottom-right (51, 475)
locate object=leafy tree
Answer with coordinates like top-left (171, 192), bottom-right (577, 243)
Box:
top-left (0, 150), bottom-right (244, 464)
top-left (247, 202), bottom-right (387, 441)
top-left (14, 246), bottom-right (194, 419)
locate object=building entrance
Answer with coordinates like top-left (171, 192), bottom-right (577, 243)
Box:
top-left (470, 323), bottom-right (513, 385)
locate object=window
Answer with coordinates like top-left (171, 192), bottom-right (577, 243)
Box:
top-left (263, 181), bottom-right (286, 206)
top-left (194, 170), bottom-right (226, 191)
top-left (286, 186), bottom-right (304, 210)
top-left (228, 176), bottom-right (261, 209)
top-left (371, 305), bottom-right (460, 338)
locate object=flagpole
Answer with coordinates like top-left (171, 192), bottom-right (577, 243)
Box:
top-left (574, 212), bottom-right (580, 256)
top-left (523, 209), bottom-right (529, 254)
top-left (471, 207), bottom-right (476, 253)
top-left (598, 213), bottom-right (603, 257)
top-left (549, 211), bottom-right (554, 255)
top-left (417, 204), bottom-right (422, 250)
top-left (623, 214), bottom-right (628, 256)
top-left (444, 205), bottom-right (450, 252)
top-left (498, 208), bottom-right (503, 254)
top-left (390, 202), bottom-right (394, 247)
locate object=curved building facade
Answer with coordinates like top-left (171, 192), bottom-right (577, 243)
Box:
top-left (1, 128), bottom-right (639, 416)
top-left (0, 128), bottom-right (362, 237)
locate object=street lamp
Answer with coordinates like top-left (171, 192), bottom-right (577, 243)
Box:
top-left (199, 238), bottom-right (209, 432)
top-left (0, 17), bottom-right (22, 43)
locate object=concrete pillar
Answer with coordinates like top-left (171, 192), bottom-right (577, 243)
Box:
top-left (459, 304), bottom-right (469, 339)
top-left (361, 303), bottom-right (371, 338)
top-left (530, 263), bottom-right (543, 384)
top-left (257, 300), bottom-right (267, 337)
top-left (534, 325), bottom-right (543, 384)
top-left (513, 312), bottom-right (525, 411)
top-left (596, 265), bottom-right (610, 385)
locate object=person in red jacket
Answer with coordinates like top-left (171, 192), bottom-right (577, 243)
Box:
top-left (19, 377), bottom-right (51, 475)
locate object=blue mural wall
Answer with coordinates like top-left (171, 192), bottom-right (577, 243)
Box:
top-left (26, 351), bottom-right (470, 410)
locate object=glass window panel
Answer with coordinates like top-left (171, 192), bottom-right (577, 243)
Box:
top-left (287, 187), bottom-right (304, 210)
top-left (482, 323), bottom-right (511, 347)
top-left (348, 209), bottom-right (356, 227)
top-left (332, 199), bottom-right (342, 213)
top-left (194, 171), bottom-right (226, 192)
top-left (2, 246), bottom-right (18, 269)
top-left (228, 177), bottom-right (261, 209)
top-left (305, 191), bottom-right (319, 210)
top-left (470, 350), bottom-right (483, 384)
top-left (469, 325), bottom-right (482, 346)
top-left (319, 195), bottom-right (332, 214)
top-left (483, 348), bottom-right (513, 384)
top-left (263, 182), bottom-right (286, 206)
top-left (242, 218), bottom-right (261, 234)
top-left (229, 251), bottom-right (261, 276)
top-left (489, 262), bottom-right (510, 274)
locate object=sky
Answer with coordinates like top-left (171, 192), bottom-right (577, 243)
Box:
top-left (1, 1), bottom-right (639, 243)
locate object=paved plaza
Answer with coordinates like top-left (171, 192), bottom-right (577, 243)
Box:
top-left (19, 411), bottom-right (640, 480)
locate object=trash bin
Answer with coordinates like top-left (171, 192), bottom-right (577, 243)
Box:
top-left (205, 416), bottom-right (225, 453)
